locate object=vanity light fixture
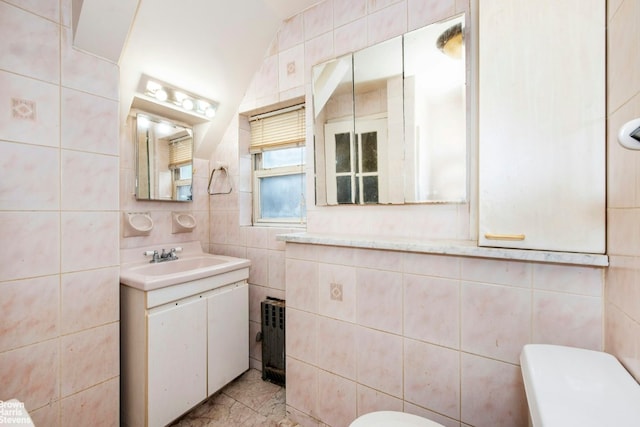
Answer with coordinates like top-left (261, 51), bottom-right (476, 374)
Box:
top-left (137, 74), bottom-right (218, 121)
top-left (436, 23), bottom-right (463, 59)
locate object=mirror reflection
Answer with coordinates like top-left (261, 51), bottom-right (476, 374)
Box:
top-left (135, 113), bottom-right (194, 202)
top-left (312, 14), bottom-right (466, 205)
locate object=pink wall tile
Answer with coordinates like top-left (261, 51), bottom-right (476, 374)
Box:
top-left (605, 302), bottom-right (640, 379)
top-left (305, 32), bottom-right (334, 76)
top-left (61, 151), bottom-right (119, 211)
top-left (334, 17), bottom-right (368, 57)
top-left (60, 378), bottom-right (119, 427)
top-left (606, 255), bottom-right (640, 320)
top-left (247, 227), bottom-right (269, 248)
top-left (61, 212), bottom-right (119, 272)
top-left (317, 245), bottom-right (356, 265)
top-left (61, 323), bottom-right (119, 397)
top-left (335, 0), bottom-right (367, 27)
top-left (460, 258), bottom-right (532, 288)
top-left (407, 0), bottom-right (456, 31)
top-left (0, 340), bottom-right (59, 410)
top-left (404, 339), bottom-right (460, 419)
top-left (286, 357), bottom-right (318, 418)
top-left (356, 268), bottom-right (402, 334)
top-left (317, 316), bottom-right (357, 379)
top-left (249, 284), bottom-right (278, 323)
top-left (461, 353), bottom-right (528, 427)
top-left (607, 208), bottom-right (640, 256)
top-left (279, 14), bottom-right (304, 51)
top-left (355, 248), bottom-right (403, 272)
top-left (61, 88), bottom-right (118, 155)
top-left (0, 142), bottom-right (59, 210)
top-left (0, 71), bottom-right (60, 147)
top-left (404, 274), bottom-right (460, 348)
top-left (286, 258), bottom-right (319, 312)
top-left (317, 370), bottom-right (357, 427)
top-left (533, 291), bottom-right (603, 351)
top-left (247, 247), bottom-right (269, 286)
top-left (356, 327), bottom-right (403, 397)
top-left (607, 0), bottom-right (640, 112)
top-left (368, 0), bottom-right (404, 13)
top-left (61, 267), bottom-right (119, 334)
top-left (318, 263), bottom-right (357, 322)
top-left (61, 28), bottom-right (119, 100)
top-left (403, 252), bottom-right (460, 279)
top-left (0, 212), bottom-right (59, 281)
top-left (357, 384), bottom-right (403, 416)
top-left (0, 276), bottom-right (59, 352)
top-left (461, 282), bottom-right (531, 363)
top-left (367, 1), bottom-right (407, 45)
top-left (533, 263), bottom-right (603, 296)
top-left (404, 403), bottom-right (460, 427)
top-left (279, 44), bottom-right (305, 92)
top-left (4, 0), bottom-right (60, 22)
top-left (249, 320), bottom-right (262, 365)
top-left (304, 1), bottom-right (333, 41)
top-left (0, 2), bottom-right (59, 83)
top-left (268, 250), bottom-right (286, 289)
top-left (30, 401), bottom-right (59, 427)
top-left (287, 308), bottom-right (318, 364)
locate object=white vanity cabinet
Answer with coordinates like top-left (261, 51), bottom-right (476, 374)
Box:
top-left (478, 0), bottom-right (605, 253)
top-left (121, 275), bottom-right (249, 427)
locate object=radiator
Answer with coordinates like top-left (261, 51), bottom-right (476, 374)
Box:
top-left (261, 297), bottom-right (286, 385)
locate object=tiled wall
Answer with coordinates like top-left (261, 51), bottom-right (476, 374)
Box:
top-left (207, 115), bottom-right (298, 371)
top-left (284, 244), bottom-right (603, 427)
top-left (0, 0), bottom-right (119, 425)
top-left (604, 0), bottom-right (640, 382)
top-left (223, 1), bottom-right (611, 426)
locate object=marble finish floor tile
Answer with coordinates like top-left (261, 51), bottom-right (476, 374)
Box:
top-left (171, 369), bottom-right (298, 427)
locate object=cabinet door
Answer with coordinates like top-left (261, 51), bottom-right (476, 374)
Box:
top-left (148, 296), bottom-right (207, 427)
top-left (207, 282), bottom-right (249, 394)
top-left (478, 0), bottom-right (605, 253)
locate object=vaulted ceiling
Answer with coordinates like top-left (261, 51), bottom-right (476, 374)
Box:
top-left (73, 0), bottom-right (321, 157)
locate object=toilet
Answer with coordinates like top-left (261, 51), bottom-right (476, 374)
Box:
top-left (520, 344), bottom-right (640, 426)
top-left (349, 411), bottom-right (444, 427)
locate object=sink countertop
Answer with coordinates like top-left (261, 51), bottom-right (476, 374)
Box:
top-left (120, 241), bottom-right (250, 291)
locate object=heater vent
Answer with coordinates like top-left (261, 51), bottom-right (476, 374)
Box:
top-left (261, 298), bottom-right (285, 385)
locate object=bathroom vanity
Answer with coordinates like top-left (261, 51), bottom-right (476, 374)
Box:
top-left (120, 242), bottom-right (251, 427)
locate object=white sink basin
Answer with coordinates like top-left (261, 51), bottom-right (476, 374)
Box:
top-left (120, 242), bottom-right (250, 291)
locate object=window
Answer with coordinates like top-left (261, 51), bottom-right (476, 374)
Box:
top-left (250, 105), bottom-right (306, 225)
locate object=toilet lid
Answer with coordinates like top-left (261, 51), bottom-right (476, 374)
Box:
top-left (349, 411), bottom-right (445, 427)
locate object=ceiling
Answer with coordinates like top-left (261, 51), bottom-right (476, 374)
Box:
top-left (73, 0), bottom-right (321, 158)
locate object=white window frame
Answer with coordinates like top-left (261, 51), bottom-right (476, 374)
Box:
top-left (250, 105), bottom-right (306, 226)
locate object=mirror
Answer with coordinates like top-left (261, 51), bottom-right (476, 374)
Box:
top-left (135, 113), bottom-right (194, 201)
top-left (312, 14), bottom-right (466, 205)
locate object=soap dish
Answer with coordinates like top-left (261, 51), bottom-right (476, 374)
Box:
top-left (123, 212), bottom-right (153, 237)
top-left (172, 212), bottom-right (197, 233)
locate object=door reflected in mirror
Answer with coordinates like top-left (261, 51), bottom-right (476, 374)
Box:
top-left (312, 14), bottom-right (466, 205)
top-left (135, 113), bottom-right (194, 202)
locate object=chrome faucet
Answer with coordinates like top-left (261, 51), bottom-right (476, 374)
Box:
top-left (144, 248), bottom-right (180, 263)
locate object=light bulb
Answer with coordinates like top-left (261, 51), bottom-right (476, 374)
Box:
top-left (205, 107), bottom-right (216, 118)
top-left (155, 89), bottom-right (168, 102)
top-left (182, 98), bottom-right (194, 110)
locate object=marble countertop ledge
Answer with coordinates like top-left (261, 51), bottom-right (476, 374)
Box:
top-left (277, 232), bottom-right (609, 267)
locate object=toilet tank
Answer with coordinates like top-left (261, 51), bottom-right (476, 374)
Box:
top-left (520, 344), bottom-right (640, 427)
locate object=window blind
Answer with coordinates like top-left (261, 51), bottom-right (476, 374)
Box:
top-left (250, 105), bottom-right (305, 153)
top-left (169, 137), bottom-right (192, 168)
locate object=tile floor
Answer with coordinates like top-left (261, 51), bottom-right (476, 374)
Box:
top-left (170, 369), bottom-right (298, 427)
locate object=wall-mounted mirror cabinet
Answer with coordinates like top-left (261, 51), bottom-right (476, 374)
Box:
top-left (135, 113), bottom-right (194, 202)
top-left (312, 14), bottom-right (466, 205)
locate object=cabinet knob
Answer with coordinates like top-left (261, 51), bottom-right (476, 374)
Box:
top-left (484, 233), bottom-right (525, 241)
